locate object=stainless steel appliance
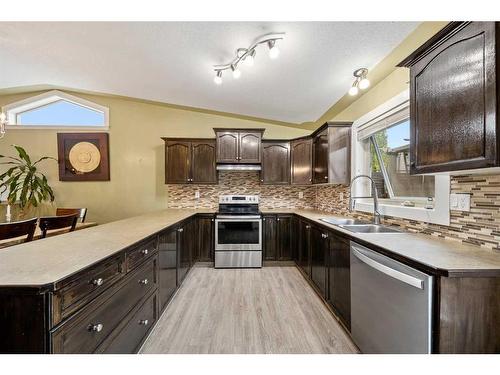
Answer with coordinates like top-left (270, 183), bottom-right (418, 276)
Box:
top-left (214, 195), bottom-right (262, 268)
top-left (350, 241), bottom-right (433, 353)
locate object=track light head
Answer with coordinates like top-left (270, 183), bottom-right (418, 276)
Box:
top-left (268, 40), bottom-right (280, 59)
top-left (348, 84), bottom-right (359, 96)
top-left (349, 68), bottom-right (369, 95)
top-left (231, 64), bottom-right (241, 79)
top-left (214, 70), bottom-right (223, 85)
top-left (245, 49), bottom-right (256, 67)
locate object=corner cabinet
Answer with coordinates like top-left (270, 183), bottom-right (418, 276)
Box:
top-left (312, 122), bottom-right (352, 185)
top-left (214, 129), bottom-right (264, 164)
top-left (163, 138), bottom-right (217, 184)
top-left (261, 141), bottom-right (290, 184)
top-left (399, 22), bottom-right (500, 174)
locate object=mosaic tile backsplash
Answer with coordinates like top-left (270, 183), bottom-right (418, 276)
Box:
top-left (166, 172), bottom-right (500, 251)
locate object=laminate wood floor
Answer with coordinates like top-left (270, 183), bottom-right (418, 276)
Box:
top-left (140, 266), bottom-right (358, 354)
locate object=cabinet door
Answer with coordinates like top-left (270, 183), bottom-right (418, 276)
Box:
top-left (239, 132), bottom-right (262, 163)
top-left (197, 215), bottom-right (214, 262)
top-left (277, 215), bottom-right (292, 260)
top-left (177, 226), bottom-right (189, 285)
top-left (158, 229), bottom-right (178, 311)
top-left (313, 130), bottom-right (329, 184)
top-left (261, 142), bottom-right (290, 184)
top-left (216, 131), bottom-right (239, 163)
top-left (328, 232), bottom-right (351, 329)
top-left (310, 226), bottom-right (328, 298)
top-left (410, 22), bottom-right (498, 174)
top-left (191, 140), bottom-right (217, 184)
top-left (297, 220), bottom-right (311, 276)
top-left (291, 138), bottom-right (313, 185)
top-left (165, 141), bottom-right (191, 184)
top-left (263, 215), bottom-right (277, 261)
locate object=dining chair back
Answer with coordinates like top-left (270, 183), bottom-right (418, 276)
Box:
top-left (56, 208), bottom-right (88, 223)
top-left (39, 213), bottom-right (79, 238)
top-left (0, 218), bottom-right (38, 243)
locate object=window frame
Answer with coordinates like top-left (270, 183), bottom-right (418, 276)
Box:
top-left (2, 90), bottom-right (109, 130)
top-left (351, 90), bottom-right (450, 226)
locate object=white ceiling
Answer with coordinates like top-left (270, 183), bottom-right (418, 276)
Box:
top-left (0, 22), bottom-right (419, 124)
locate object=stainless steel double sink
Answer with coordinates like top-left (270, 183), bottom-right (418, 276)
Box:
top-left (319, 218), bottom-right (403, 234)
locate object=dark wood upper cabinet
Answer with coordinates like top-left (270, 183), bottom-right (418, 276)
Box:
top-left (215, 131), bottom-right (239, 163)
top-left (163, 138), bottom-right (217, 184)
top-left (399, 22), bottom-right (500, 174)
top-left (291, 138), bottom-right (313, 185)
top-left (313, 129), bottom-right (329, 184)
top-left (191, 141), bottom-right (217, 183)
top-left (164, 140), bottom-right (190, 184)
top-left (239, 132), bottom-right (262, 163)
top-left (214, 129), bottom-right (264, 164)
top-left (261, 141), bottom-right (290, 184)
top-left (312, 122), bottom-right (352, 185)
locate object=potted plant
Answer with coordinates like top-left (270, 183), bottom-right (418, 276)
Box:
top-left (0, 145), bottom-right (56, 218)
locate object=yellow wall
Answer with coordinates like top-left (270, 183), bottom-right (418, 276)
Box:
top-left (0, 91), bottom-right (309, 223)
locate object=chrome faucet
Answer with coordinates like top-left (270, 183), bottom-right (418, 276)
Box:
top-left (349, 175), bottom-right (382, 225)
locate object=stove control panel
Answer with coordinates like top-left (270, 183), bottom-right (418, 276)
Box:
top-left (219, 195), bottom-right (259, 204)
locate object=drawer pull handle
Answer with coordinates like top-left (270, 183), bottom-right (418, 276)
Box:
top-left (89, 323), bottom-right (103, 333)
top-left (92, 278), bottom-right (104, 286)
top-left (139, 319), bottom-right (149, 326)
top-left (139, 278), bottom-right (149, 285)
top-left (141, 249), bottom-right (149, 256)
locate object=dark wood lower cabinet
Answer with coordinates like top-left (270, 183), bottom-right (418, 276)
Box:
top-left (297, 219), bottom-right (311, 276)
top-left (158, 228), bottom-right (178, 311)
top-left (196, 215), bottom-right (214, 262)
top-left (263, 214), bottom-right (293, 261)
top-left (327, 232), bottom-right (351, 329)
top-left (310, 226), bottom-right (328, 298)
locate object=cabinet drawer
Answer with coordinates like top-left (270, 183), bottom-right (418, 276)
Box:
top-left (52, 254), bottom-right (125, 326)
top-left (51, 256), bottom-right (158, 354)
top-left (126, 237), bottom-right (157, 272)
top-left (97, 290), bottom-right (158, 354)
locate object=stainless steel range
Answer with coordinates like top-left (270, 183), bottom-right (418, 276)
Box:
top-left (214, 195), bottom-right (262, 268)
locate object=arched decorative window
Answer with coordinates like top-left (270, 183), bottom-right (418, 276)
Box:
top-left (2, 90), bottom-right (109, 129)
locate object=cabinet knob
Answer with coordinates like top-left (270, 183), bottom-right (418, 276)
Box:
top-left (141, 249), bottom-right (149, 256)
top-left (309, 178), bottom-right (312, 182)
top-left (178, 228), bottom-right (184, 233)
top-left (89, 323), bottom-right (103, 333)
top-left (139, 319), bottom-right (149, 326)
top-left (260, 179), bottom-right (264, 182)
top-left (324, 176), bottom-right (328, 180)
top-left (321, 233), bottom-right (329, 239)
top-left (92, 278), bottom-right (104, 286)
top-left (139, 278), bottom-right (149, 285)
top-left (211, 219), bottom-right (214, 222)
top-left (277, 218), bottom-right (280, 221)
top-left (306, 225), bottom-right (310, 229)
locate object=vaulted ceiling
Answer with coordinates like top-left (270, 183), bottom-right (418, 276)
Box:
top-left (0, 22), bottom-right (419, 124)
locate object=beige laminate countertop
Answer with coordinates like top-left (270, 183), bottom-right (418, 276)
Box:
top-left (1, 208), bottom-right (500, 288)
top-left (262, 209), bottom-right (500, 277)
top-left (0, 209), bottom-right (214, 288)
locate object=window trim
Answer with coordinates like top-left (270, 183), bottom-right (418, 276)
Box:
top-left (351, 90), bottom-right (450, 226)
top-left (2, 90), bottom-right (109, 129)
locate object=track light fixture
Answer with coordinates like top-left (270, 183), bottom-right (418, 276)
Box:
top-left (212, 33), bottom-right (285, 85)
top-left (349, 68), bottom-right (370, 96)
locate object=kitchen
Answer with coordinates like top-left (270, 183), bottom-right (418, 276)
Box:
top-left (0, 4), bottom-right (499, 372)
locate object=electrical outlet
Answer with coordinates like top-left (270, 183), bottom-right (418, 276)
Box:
top-left (339, 192), bottom-right (344, 201)
top-left (299, 192), bottom-right (304, 199)
top-left (195, 191), bottom-right (200, 199)
top-left (450, 193), bottom-right (471, 211)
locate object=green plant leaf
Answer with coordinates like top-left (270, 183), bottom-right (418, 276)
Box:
top-left (13, 145), bottom-right (32, 165)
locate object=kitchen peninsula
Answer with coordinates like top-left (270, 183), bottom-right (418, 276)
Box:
top-left (1, 208), bottom-right (499, 354)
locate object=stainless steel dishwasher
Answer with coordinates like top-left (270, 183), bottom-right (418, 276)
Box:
top-left (350, 241), bottom-right (433, 353)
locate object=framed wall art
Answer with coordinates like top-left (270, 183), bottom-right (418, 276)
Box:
top-left (57, 132), bottom-right (110, 181)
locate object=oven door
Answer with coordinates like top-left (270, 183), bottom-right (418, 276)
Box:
top-left (215, 216), bottom-right (262, 251)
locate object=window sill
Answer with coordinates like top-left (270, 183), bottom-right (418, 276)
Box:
top-left (355, 200), bottom-right (450, 226)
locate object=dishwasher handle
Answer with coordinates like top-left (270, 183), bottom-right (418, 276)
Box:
top-left (351, 245), bottom-right (424, 290)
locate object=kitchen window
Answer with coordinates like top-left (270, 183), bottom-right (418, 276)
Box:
top-left (2, 90), bottom-right (109, 129)
top-left (352, 90), bottom-right (450, 225)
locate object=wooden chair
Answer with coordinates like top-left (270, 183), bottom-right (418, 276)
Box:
top-left (39, 214), bottom-right (79, 239)
top-left (0, 218), bottom-right (38, 243)
top-left (56, 208), bottom-right (87, 223)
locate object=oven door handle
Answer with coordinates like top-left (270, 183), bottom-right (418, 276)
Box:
top-left (215, 216), bottom-right (262, 220)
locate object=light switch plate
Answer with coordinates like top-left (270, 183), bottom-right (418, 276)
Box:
top-left (195, 191), bottom-right (200, 199)
top-left (299, 192), bottom-right (304, 199)
top-left (450, 193), bottom-right (471, 211)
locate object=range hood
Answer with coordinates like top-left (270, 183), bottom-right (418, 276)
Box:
top-left (216, 164), bottom-right (261, 171)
